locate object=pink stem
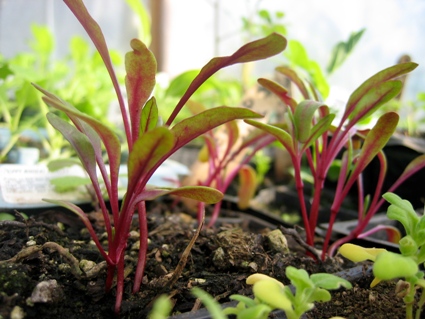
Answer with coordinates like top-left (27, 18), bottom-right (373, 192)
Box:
top-left (133, 201), bottom-right (148, 293)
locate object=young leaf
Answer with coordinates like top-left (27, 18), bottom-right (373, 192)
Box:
top-left (383, 192), bottom-right (419, 236)
top-left (170, 106), bottom-right (263, 152)
top-left (339, 243), bottom-right (387, 262)
top-left (302, 113), bottom-right (335, 151)
top-left (373, 251), bottom-right (418, 280)
top-left (140, 97), bottom-right (158, 135)
top-left (347, 80), bottom-right (402, 124)
top-left (293, 100), bottom-right (326, 143)
top-left (133, 185), bottom-right (223, 204)
top-left (166, 33), bottom-right (287, 125)
top-left (46, 113), bottom-right (97, 180)
top-left (346, 62), bottom-right (418, 117)
top-left (125, 38), bottom-right (157, 141)
top-left (252, 279), bottom-right (292, 311)
top-left (286, 266), bottom-right (314, 290)
top-left (191, 287), bottom-right (227, 319)
top-left (310, 273), bottom-right (352, 290)
top-left (244, 119), bottom-right (295, 154)
top-left (63, 0), bottom-right (130, 141)
top-left (127, 127), bottom-right (174, 190)
top-left (237, 164), bottom-right (257, 210)
top-left (349, 112), bottom-right (398, 178)
top-left (327, 28), bottom-right (365, 74)
top-left (275, 65), bottom-right (310, 100)
top-left (257, 77), bottom-right (297, 111)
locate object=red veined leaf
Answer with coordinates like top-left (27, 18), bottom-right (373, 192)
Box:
top-left (125, 38), bottom-right (157, 141)
top-left (257, 78), bottom-right (297, 111)
top-left (63, 0), bottom-right (129, 140)
top-left (166, 33), bottom-right (287, 125)
top-left (349, 112), bottom-right (399, 178)
top-left (399, 154), bottom-right (425, 180)
top-left (46, 113), bottom-right (97, 181)
top-left (302, 113), bottom-right (335, 152)
top-left (36, 85), bottom-right (121, 184)
top-left (140, 97), bottom-right (158, 135)
top-left (275, 65), bottom-right (310, 100)
top-left (347, 80), bottom-right (402, 124)
top-left (133, 185), bottom-right (223, 204)
top-left (345, 62), bottom-right (418, 119)
top-left (244, 119), bottom-right (295, 154)
top-left (170, 106), bottom-right (263, 152)
top-left (237, 164), bottom-right (257, 210)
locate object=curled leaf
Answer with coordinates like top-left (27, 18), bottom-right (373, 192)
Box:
top-left (339, 243), bottom-right (387, 262)
top-left (373, 251), bottom-right (418, 281)
top-left (237, 165), bottom-right (257, 210)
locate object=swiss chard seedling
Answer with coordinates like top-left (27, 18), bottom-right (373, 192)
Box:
top-left (34, 0), bottom-right (286, 313)
top-left (245, 62), bottom-right (425, 259)
top-left (224, 268), bottom-right (352, 319)
top-left (340, 192), bottom-right (425, 319)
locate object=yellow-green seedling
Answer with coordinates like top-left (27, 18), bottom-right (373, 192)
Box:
top-left (224, 267), bottom-right (352, 319)
top-left (339, 192), bottom-right (425, 319)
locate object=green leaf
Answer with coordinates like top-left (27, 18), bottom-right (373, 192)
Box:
top-left (383, 192), bottom-right (419, 236)
top-left (140, 97), bottom-right (158, 135)
top-left (284, 40), bottom-right (329, 98)
top-left (125, 38), bottom-right (157, 140)
top-left (293, 100), bottom-right (326, 143)
top-left (302, 113), bottom-right (335, 151)
top-left (47, 158), bottom-right (82, 172)
top-left (373, 251), bottom-right (418, 280)
top-left (166, 33), bottom-right (287, 125)
top-left (228, 295), bottom-right (257, 308)
top-left (124, 0), bottom-right (151, 46)
top-left (50, 176), bottom-right (91, 193)
top-left (233, 305), bottom-right (272, 319)
top-left (308, 288), bottom-right (331, 303)
top-left (29, 24), bottom-right (54, 56)
top-left (191, 287), bottom-right (227, 319)
top-left (327, 28), bottom-right (365, 74)
top-left (310, 273), bottom-right (352, 290)
top-left (286, 266), bottom-right (314, 290)
top-left (252, 279), bottom-right (292, 311)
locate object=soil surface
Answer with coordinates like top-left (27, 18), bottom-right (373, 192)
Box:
top-left (0, 199), bottom-right (413, 319)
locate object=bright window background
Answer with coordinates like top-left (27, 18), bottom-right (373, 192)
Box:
top-left (1, 0), bottom-right (424, 102)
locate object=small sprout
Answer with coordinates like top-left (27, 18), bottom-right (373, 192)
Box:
top-left (338, 243), bottom-right (386, 262)
top-left (148, 295), bottom-right (172, 319)
top-left (228, 267), bottom-right (352, 319)
top-left (340, 192), bottom-right (425, 319)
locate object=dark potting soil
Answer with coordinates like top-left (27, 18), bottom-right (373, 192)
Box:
top-left (0, 200), bottom-right (412, 319)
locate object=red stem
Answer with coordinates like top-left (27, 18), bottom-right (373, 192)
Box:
top-left (114, 253), bottom-right (125, 314)
top-left (133, 201), bottom-right (148, 292)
